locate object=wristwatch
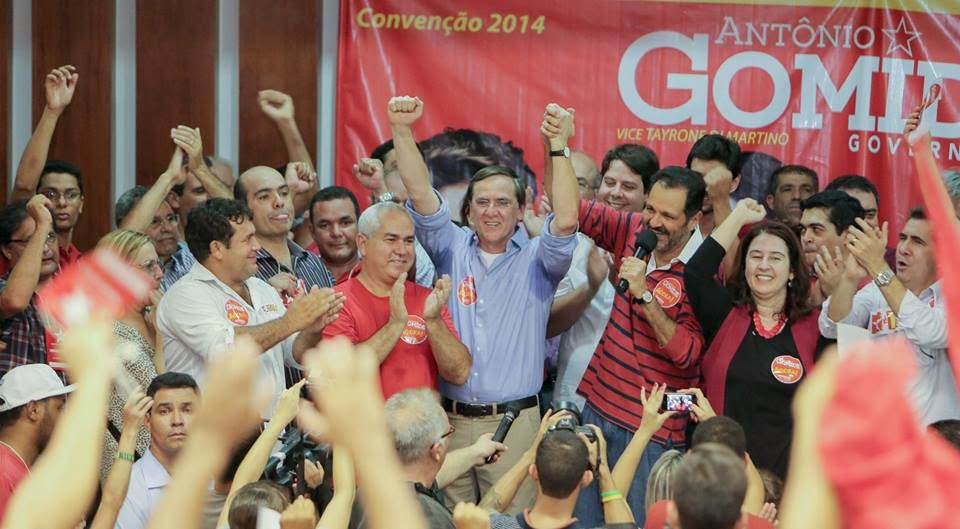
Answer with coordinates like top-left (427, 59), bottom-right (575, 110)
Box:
top-left (635, 290), bottom-right (654, 304)
top-left (549, 146), bottom-right (571, 158)
top-left (874, 269), bottom-right (895, 287)
top-left (375, 192), bottom-right (397, 204)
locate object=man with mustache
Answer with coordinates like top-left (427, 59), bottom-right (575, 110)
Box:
top-left (0, 197), bottom-right (62, 376)
top-left (766, 165), bottom-right (819, 227)
top-left (235, 166), bottom-right (336, 387)
top-left (115, 372), bottom-right (199, 529)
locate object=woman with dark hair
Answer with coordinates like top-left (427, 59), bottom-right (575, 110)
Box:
top-left (683, 199), bottom-right (829, 477)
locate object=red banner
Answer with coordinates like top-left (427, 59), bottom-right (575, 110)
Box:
top-left (335, 0), bottom-right (960, 231)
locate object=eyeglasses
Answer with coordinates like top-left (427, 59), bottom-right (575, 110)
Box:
top-left (8, 231), bottom-right (57, 246)
top-left (39, 189), bottom-right (83, 203)
top-left (440, 424), bottom-right (456, 440)
top-left (138, 259), bottom-right (162, 272)
top-left (149, 214), bottom-right (179, 228)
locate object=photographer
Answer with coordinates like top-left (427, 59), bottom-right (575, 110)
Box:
top-left (479, 410), bottom-right (633, 529)
top-left (354, 388), bottom-right (507, 529)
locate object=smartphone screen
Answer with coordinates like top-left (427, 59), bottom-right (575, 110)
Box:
top-left (664, 393), bottom-right (695, 412)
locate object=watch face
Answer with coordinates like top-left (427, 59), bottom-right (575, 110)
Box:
top-left (642, 291), bottom-right (654, 303)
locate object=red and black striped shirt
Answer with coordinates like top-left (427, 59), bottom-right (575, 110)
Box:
top-left (575, 199), bottom-right (705, 446)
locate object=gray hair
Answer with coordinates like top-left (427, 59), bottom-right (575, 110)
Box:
top-left (114, 185), bottom-right (149, 227)
top-left (943, 169), bottom-right (960, 200)
top-left (384, 388), bottom-right (447, 465)
top-left (644, 449), bottom-right (684, 512)
top-left (357, 201), bottom-right (413, 238)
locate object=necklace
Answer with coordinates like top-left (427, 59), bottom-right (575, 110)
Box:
top-left (753, 311), bottom-right (787, 339)
top-left (0, 440), bottom-right (29, 472)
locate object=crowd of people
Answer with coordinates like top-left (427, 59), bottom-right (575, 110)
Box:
top-left (0, 64), bottom-right (958, 529)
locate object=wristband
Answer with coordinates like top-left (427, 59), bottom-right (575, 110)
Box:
top-left (600, 490), bottom-right (623, 499)
top-left (601, 493), bottom-right (624, 503)
top-left (116, 451), bottom-right (135, 462)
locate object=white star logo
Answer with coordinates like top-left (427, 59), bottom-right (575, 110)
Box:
top-left (882, 17), bottom-right (921, 57)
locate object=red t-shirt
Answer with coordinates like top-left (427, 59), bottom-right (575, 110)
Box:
top-left (0, 443), bottom-right (29, 521)
top-left (644, 499), bottom-right (775, 529)
top-left (322, 275), bottom-right (458, 399)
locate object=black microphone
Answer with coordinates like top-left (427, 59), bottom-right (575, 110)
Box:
top-left (486, 404), bottom-right (521, 463)
top-left (617, 229), bottom-right (658, 294)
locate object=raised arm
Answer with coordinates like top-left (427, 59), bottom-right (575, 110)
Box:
top-left (88, 392), bottom-right (153, 529)
top-left (478, 411), bottom-right (568, 513)
top-left (317, 446), bottom-right (356, 529)
top-left (171, 126), bottom-right (232, 200)
top-left (11, 66), bottom-right (78, 202)
top-left (259, 89), bottom-right (314, 170)
top-left (709, 198), bottom-right (765, 253)
top-left (1, 196), bottom-right (53, 319)
top-left (388, 96), bottom-right (439, 215)
top-left (120, 148), bottom-right (187, 232)
top-left (612, 384), bottom-right (673, 497)
top-left (146, 337), bottom-right (266, 529)
top-left (216, 380), bottom-right (305, 529)
top-left (299, 337), bottom-right (428, 529)
top-left (540, 104), bottom-right (578, 236)
top-left (1, 321), bottom-right (113, 529)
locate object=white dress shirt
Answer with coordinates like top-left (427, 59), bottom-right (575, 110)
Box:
top-left (820, 280), bottom-right (960, 423)
top-left (554, 234), bottom-right (615, 408)
top-left (114, 449), bottom-right (169, 529)
top-left (156, 263), bottom-right (298, 418)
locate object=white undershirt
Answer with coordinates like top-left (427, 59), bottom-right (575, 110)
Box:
top-left (478, 249), bottom-right (502, 268)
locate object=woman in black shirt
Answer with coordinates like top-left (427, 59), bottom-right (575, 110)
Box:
top-left (683, 199), bottom-right (827, 477)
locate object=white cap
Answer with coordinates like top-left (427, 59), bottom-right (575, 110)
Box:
top-left (0, 364), bottom-right (75, 412)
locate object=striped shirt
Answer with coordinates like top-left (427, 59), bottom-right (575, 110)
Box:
top-left (254, 240), bottom-right (335, 388)
top-left (575, 200), bottom-right (705, 447)
top-left (160, 243), bottom-right (196, 292)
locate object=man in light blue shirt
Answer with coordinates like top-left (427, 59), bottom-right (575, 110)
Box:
top-left (115, 373), bottom-right (200, 529)
top-left (390, 96), bottom-right (579, 512)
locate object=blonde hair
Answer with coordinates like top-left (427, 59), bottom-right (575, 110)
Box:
top-left (97, 229), bottom-right (152, 262)
top-left (644, 449), bottom-right (684, 511)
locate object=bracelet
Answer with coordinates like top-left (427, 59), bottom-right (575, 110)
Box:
top-left (600, 490), bottom-right (623, 499)
top-left (116, 451), bottom-right (135, 462)
top-left (601, 493), bottom-right (624, 503)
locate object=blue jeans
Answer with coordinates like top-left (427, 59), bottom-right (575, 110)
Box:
top-left (573, 404), bottom-right (671, 527)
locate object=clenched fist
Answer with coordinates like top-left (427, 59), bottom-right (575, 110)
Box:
top-left (387, 96), bottom-right (424, 127)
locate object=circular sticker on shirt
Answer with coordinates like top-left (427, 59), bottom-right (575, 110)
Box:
top-left (770, 355), bottom-right (803, 384)
top-left (225, 299), bottom-right (250, 326)
top-left (401, 316), bottom-right (428, 345)
top-left (457, 275), bottom-right (477, 306)
top-left (652, 277), bottom-right (682, 308)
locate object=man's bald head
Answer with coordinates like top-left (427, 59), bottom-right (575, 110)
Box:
top-left (234, 166), bottom-right (283, 202)
top-left (571, 150), bottom-right (599, 199)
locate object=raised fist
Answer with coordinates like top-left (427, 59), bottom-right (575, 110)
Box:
top-left (387, 96), bottom-right (424, 127)
top-left (258, 89), bottom-right (295, 122)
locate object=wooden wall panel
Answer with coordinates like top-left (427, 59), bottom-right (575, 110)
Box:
top-left (0, 1), bottom-right (9, 206)
top-left (136, 0), bottom-right (217, 186)
top-left (33, 0), bottom-right (113, 251)
top-left (238, 0), bottom-right (319, 173)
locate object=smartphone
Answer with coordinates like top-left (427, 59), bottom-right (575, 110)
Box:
top-left (663, 392), bottom-right (696, 413)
